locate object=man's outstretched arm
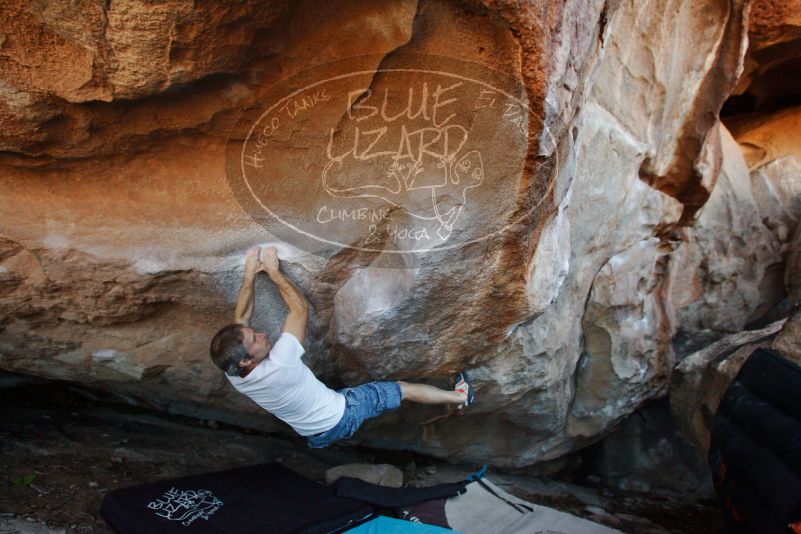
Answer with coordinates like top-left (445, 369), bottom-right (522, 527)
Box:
top-left (234, 247), bottom-right (261, 326)
top-left (261, 247), bottom-right (309, 343)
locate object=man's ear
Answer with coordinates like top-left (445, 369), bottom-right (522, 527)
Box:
top-left (238, 358), bottom-right (253, 368)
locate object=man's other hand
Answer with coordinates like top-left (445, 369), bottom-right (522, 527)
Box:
top-left (244, 247), bottom-right (261, 280)
top-left (260, 247), bottom-right (280, 275)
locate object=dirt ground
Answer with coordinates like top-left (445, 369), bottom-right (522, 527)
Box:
top-left (0, 377), bottom-right (725, 533)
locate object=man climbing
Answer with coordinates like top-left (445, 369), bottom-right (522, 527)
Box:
top-left (210, 246), bottom-right (474, 448)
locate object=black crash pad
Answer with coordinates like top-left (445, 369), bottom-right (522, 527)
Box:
top-left (100, 462), bottom-right (373, 534)
top-left (709, 348), bottom-right (801, 534)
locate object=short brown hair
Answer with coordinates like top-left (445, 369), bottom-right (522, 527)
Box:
top-left (210, 324), bottom-right (249, 376)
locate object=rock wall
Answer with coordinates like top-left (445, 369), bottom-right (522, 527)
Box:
top-left (1, 0), bottom-right (799, 467)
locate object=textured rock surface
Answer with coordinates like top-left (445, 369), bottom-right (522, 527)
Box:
top-left (668, 124), bottom-right (796, 340)
top-left (1, 0), bottom-right (290, 102)
top-left (583, 400), bottom-right (714, 498)
top-left (749, 0), bottom-right (801, 50)
top-left (727, 106), bottom-right (801, 172)
top-left (729, 0), bottom-right (801, 115)
top-left (325, 463), bottom-right (404, 487)
top-left (2, 0), bottom-right (798, 468)
top-left (772, 305), bottom-right (801, 362)
top-left (786, 224), bottom-right (801, 304)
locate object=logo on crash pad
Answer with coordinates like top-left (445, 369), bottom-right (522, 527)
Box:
top-left (147, 487), bottom-right (223, 526)
top-left (226, 54), bottom-right (551, 260)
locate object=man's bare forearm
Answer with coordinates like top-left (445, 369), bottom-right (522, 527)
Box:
top-left (259, 246), bottom-right (308, 341)
top-left (234, 248), bottom-right (261, 325)
top-left (234, 273), bottom-right (256, 325)
top-left (267, 269), bottom-right (308, 314)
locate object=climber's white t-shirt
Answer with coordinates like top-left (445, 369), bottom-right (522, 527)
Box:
top-left (227, 332), bottom-right (345, 436)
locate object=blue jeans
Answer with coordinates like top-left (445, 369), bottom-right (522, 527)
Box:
top-left (306, 381), bottom-right (402, 448)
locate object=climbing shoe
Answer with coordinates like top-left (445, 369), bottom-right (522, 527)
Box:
top-left (454, 371), bottom-right (475, 410)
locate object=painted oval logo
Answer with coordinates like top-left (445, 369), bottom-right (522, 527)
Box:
top-left (226, 54), bottom-right (551, 260)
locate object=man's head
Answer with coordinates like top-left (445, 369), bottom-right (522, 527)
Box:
top-left (209, 324), bottom-right (272, 376)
